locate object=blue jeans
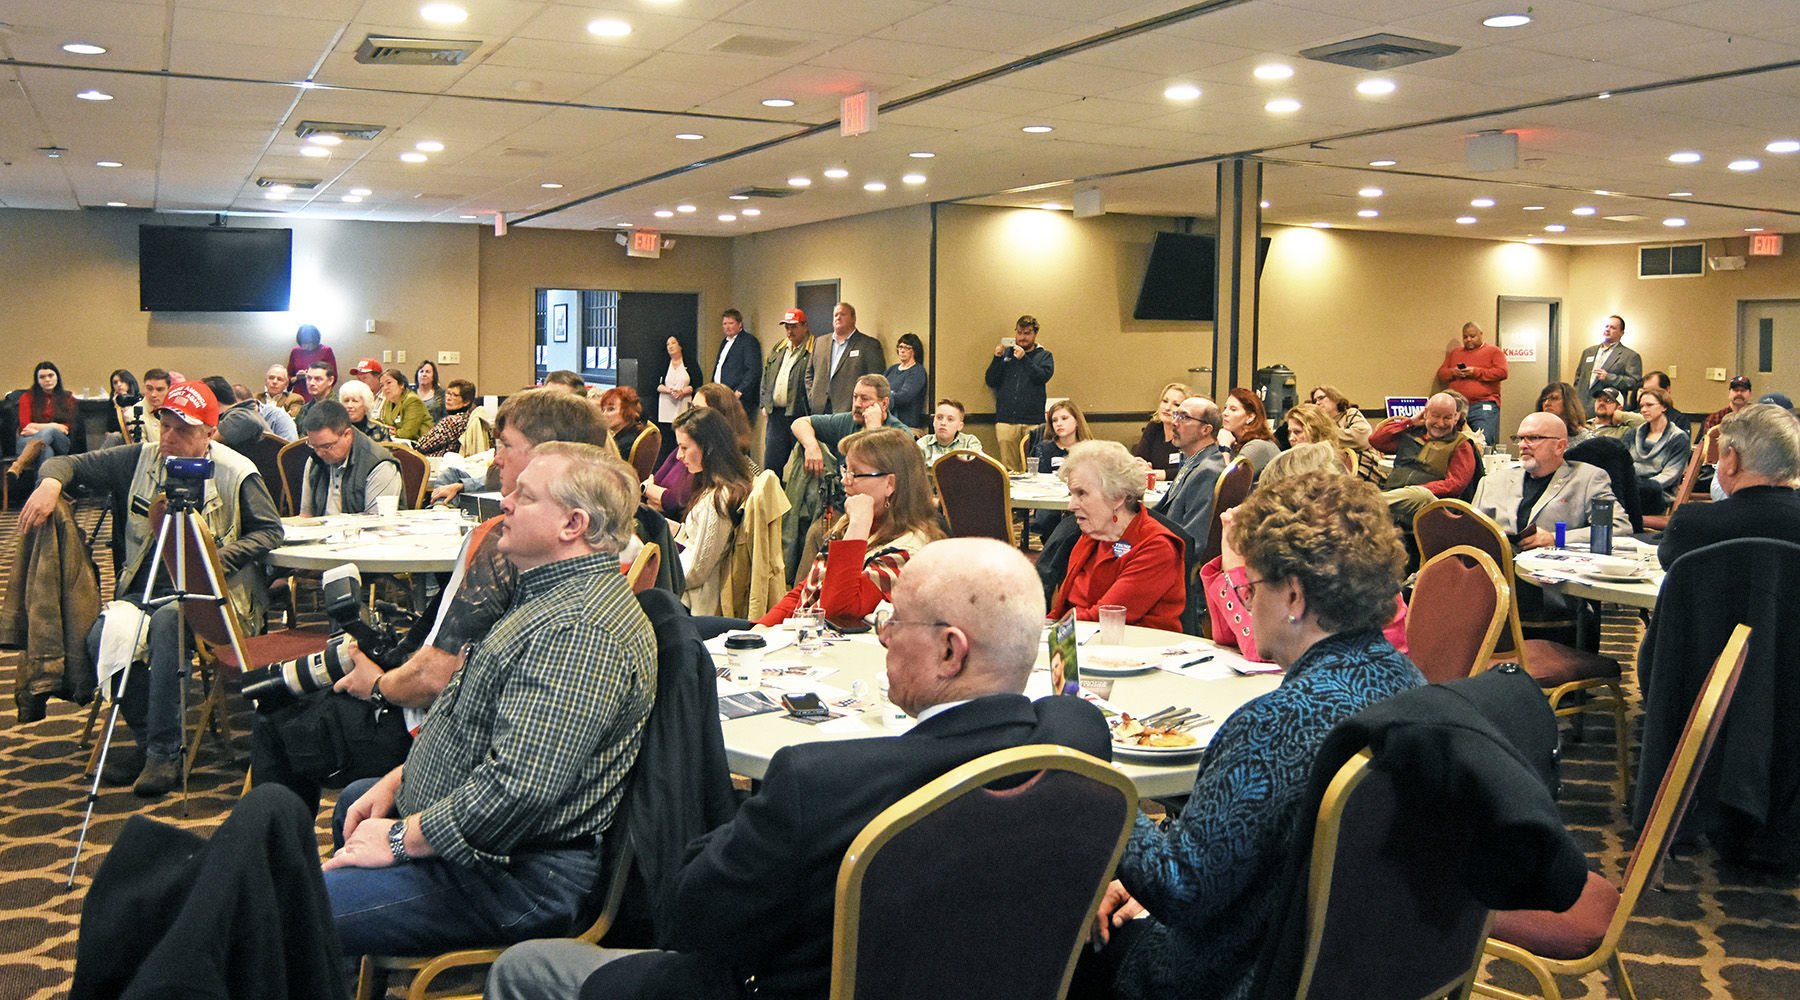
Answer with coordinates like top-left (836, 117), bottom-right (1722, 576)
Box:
top-left (325, 778), bottom-right (601, 957)
top-left (1467, 401), bottom-right (1501, 451)
top-left (85, 599), bottom-right (189, 761)
top-left (17, 425), bottom-right (72, 457)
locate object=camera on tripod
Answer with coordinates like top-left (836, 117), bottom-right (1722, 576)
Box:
top-left (163, 455), bottom-right (213, 509)
top-left (116, 392), bottom-right (146, 443)
top-left (242, 564), bottom-right (419, 710)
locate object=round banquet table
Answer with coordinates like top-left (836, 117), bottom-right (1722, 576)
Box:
top-left (1007, 472), bottom-right (1167, 513)
top-left (1513, 543), bottom-right (1663, 611)
top-left (266, 508), bottom-right (473, 574)
top-left (713, 623), bottom-right (1282, 799)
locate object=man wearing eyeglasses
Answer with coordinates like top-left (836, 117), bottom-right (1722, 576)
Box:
top-left (1472, 411), bottom-right (1630, 551)
top-left (1161, 396), bottom-right (1228, 553)
top-left (485, 538), bottom-right (1110, 1000)
top-left (298, 399), bottom-right (402, 516)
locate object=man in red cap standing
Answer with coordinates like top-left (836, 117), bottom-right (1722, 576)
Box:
top-left (760, 308), bottom-right (812, 475)
top-left (16, 381), bottom-right (284, 795)
top-left (350, 357), bottom-right (385, 396)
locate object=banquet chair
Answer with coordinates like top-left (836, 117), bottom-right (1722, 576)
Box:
top-left (275, 439), bottom-right (311, 516)
top-left (1645, 424), bottom-right (1719, 530)
top-left (1474, 624), bottom-right (1751, 1000)
top-left (384, 442), bottom-right (430, 509)
top-left (1413, 499), bottom-right (1631, 801)
top-left (626, 423), bottom-right (661, 483)
top-left (1290, 750), bottom-right (1492, 1000)
top-left (930, 448), bottom-right (1014, 545)
top-left (829, 744), bottom-right (1135, 1000)
top-left (626, 542), bottom-right (661, 594)
top-left (1200, 457), bottom-right (1253, 567)
top-left (237, 433), bottom-right (289, 503)
top-left (1404, 546), bottom-right (1508, 684)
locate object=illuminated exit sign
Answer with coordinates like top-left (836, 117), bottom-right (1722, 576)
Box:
top-left (840, 90), bottom-right (876, 136)
top-left (627, 229), bottom-right (662, 259)
top-left (1749, 233), bottom-right (1783, 256)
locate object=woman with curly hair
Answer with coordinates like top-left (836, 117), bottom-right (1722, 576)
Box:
top-left (1082, 469), bottom-right (1425, 1000)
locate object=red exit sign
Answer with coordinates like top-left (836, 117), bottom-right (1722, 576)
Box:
top-left (1749, 233), bottom-right (1783, 256)
top-left (627, 229), bottom-right (662, 259)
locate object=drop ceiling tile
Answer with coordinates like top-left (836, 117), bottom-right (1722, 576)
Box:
top-left (930, 83), bottom-right (1076, 116)
top-left (661, 21), bottom-right (850, 62)
top-left (350, 0), bottom-right (545, 35)
top-left (723, 0), bottom-right (933, 39)
top-left (877, 6), bottom-right (1090, 54)
top-left (1157, 2), bottom-right (1381, 51)
top-left (573, 76), bottom-right (740, 112)
top-left (481, 36), bottom-right (654, 77)
top-left (1065, 33), bottom-right (1258, 74)
top-left (1000, 60), bottom-right (1168, 99)
top-left (1032, 96), bottom-right (1167, 126)
top-left (615, 50), bottom-right (794, 88)
top-left (809, 37), bottom-right (994, 79)
top-left (445, 64), bottom-right (613, 103)
top-left (729, 63), bottom-right (919, 101)
top-left (167, 40), bottom-right (326, 81)
top-left (513, 4), bottom-right (712, 49)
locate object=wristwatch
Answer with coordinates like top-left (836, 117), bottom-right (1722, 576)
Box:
top-left (388, 819), bottom-right (411, 863)
top-left (369, 676), bottom-right (390, 722)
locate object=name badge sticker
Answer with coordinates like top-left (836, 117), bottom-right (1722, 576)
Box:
top-left (849, 350), bottom-right (861, 357)
top-left (1111, 541), bottom-right (1132, 559)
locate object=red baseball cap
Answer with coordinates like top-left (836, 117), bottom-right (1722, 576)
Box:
top-left (781, 308), bottom-right (806, 325)
top-left (351, 357), bottom-right (384, 375)
top-left (157, 380), bottom-right (220, 429)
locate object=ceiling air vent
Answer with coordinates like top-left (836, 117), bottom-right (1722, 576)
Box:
top-left (295, 120), bottom-right (386, 142)
top-left (355, 35), bottom-right (482, 66)
top-left (711, 34), bottom-right (805, 58)
top-left (1639, 243), bottom-right (1704, 279)
top-left (731, 186), bottom-right (803, 200)
top-left (256, 177), bottom-right (321, 190)
top-left (1300, 33), bottom-right (1459, 71)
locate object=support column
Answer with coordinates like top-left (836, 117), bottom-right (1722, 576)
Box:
top-left (1212, 157), bottom-right (1263, 397)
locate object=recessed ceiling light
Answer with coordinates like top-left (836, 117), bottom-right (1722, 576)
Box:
top-left (823, 167), bottom-right (849, 179)
top-left (1662, 218), bottom-right (1687, 227)
top-left (1594, 190), bottom-right (1611, 196)
top-left (588, 18), bottom-right (631, 37)
top-left (1596, 92), bottom-right (1612, 100)
top-left (909, 151), bottom-right (935, 159)
top-left (1368, 159), bottom-right (1397, 167)
top-left (1668, 191), bottom-right (1693, 197)
top-left (1728, 159), bottom-right (1761, 171)
top-left (1356, 78), bottom-right (1396, 96)
top-left (1482, 13), bottom-right (1532, 29)
top-left (1667, 151), bottom-right (1702, 164)
top-left (350, 188), bottom-right (372, 197)
top-left (460, 214), bottom-right (477, 219)
top-left (674, 132), bottom-right (704, 141)
top-left (742, 208), bottom-right (761, 217)
top-left (1021, 124), bottom-right (1053, 134)
top-left (265, 190), bottom-right (288, 201)
top-left (269, 184), bottom-right (293, 194)
top-left (1767, 139), bottom-right (1800, 154)
top-left (1040, 203), bottom-right (1064, 211)
top-left (718, 214), bottom-right (736, 222)
top-left (902, 173), bottom-right (926, 185)
top-left (864, 181), bottom-right (887, 192)
top-left (1163, 83), bottom-right (1202, 101)
top-left (62, 43), bottom-right (107, 55)
top-left (76, 89), bottom-right (113, 101)
top-left (96, 160), bottom-right (122, 168)
top-left (1265, 98), bottom-right (1301, 113)
top-left (1310, 222), bottom-right (1331, 229)
top-left (1260, 200), bottom-right (1271, 209)
top-left (1254, 63), bottom-right (1294, 80)
top-left (1471, 197), bottom-right (1495, 208)
top-left (1526, 238), bottom-right (1544, 244)
top-left (788, 176), bottom-right (812, 187)
top-left (416, 140), bottom-right (445, 152)
top-left (1544, 224), bottom-right (1566, 232)
top-left (1522, 205), bottom-right (1545, 211)
top-left (1358, 187), bottom-right (1383, 198)
top-left (1456, 216), bottom-right (1478, 224)
top-left (761, 98), bottom-right (795, 108)
top-left (400, 152), bottom-right (428, 163)
top-left (301, 146), bottom-right (330, 158)
top-left (341, 195), bottom-right (363, 203)
top-left (106, 201), bottom-right (126, 207)
top-left (1572, 206), bottom-right (1596, 216)
top-left (420, 3), bottom-right (467, 24)
top-left (1745, 227), bottom-right (1765, 232)
top-left (618, 223), bottom-right (632, 228)
top-left (676, 204), bottom-right (696, 213)
top-left (307, 134), bottom-right (342, 146)
top-left (1358, 209), bottom-right (1379, 218)
top-left (654, 209), bottom-right (674, 218)
top-left (728, 193), bottom-right (749, 200)
top-left (541, 182), bottom-right (563, 189)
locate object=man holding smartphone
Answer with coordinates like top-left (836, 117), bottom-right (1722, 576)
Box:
top-left (1436, 321), bottom-right (1507, 448)
top-left (986, 315), bottom-right (1055, 473)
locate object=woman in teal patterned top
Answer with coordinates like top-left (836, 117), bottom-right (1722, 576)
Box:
top-left (1074, 471), bottom-right (1426, 1000)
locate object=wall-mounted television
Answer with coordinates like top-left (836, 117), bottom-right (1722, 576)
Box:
top-left (139, 226), bottom-right (293, 312)
top-left (1132, 232), bottom-right (1274, 322)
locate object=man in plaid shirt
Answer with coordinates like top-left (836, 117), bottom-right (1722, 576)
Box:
top-left (320, 442), bottom-right (656, 957)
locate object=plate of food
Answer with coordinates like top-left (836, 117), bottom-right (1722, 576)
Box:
top-left (1584, 569), bottom-right (1654, 584)
top-left (1109, 713), bottom-right (1205, 761)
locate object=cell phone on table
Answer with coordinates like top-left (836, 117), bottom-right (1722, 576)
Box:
top-left (780, 692), bottom-right (830, 720)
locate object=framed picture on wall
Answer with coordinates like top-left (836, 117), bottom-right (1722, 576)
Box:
top-left (553, 302), bottom-right (570, 342)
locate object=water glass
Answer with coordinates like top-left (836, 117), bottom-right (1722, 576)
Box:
top-left (1097, 605), bottom-right (1127, 646)
top-left (792, 609), bottom-right (825, 655)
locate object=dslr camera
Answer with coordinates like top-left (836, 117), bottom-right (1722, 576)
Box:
top-left (115, 392), bottom-right (146, 443)
top-left (242, 564), bottom-right (420, 710)
top-left (163, 455), bottom-right (214, 509)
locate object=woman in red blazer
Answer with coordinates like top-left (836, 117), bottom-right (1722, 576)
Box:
top-left (1050, 440), bottom-right (1185, 631)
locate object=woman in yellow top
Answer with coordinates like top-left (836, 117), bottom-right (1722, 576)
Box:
top-left (377, 368), bottom-right (433, 441)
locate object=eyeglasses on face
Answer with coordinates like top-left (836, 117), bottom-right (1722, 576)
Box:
top-left (846, 471), bottom-right (891, 480)
top-left (873, 608), bottom-right (951, 638)
top-left (1229, 576), bottom-right (1267, 607)
top-left (1510, 434), bottom-right (1558, 446)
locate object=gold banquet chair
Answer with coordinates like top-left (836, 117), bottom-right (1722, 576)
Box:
top-left (930, 448), bottom-right (1015, 546)
top-left (1405, 546), bottom-right (1509, 684)
top-left (829, 745), bottom-right (1135, 1000)
top-left (1474, 624), bottom-right (1752, 1000)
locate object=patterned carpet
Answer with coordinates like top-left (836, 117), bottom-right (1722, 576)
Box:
top-left (2, 507), bottom-right (1798, 999)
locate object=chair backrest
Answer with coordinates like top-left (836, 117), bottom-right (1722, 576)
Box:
top-left (930, 448), bottom-right (1014, 545)
top-left (1665, 424), bottom-right (1720, 517)
top-left (275, 439), bottom-right (311, 516)
top-left (1406, 546), bottom-right (1509, 684)
top-left (1413, 498), bottom-right (1525, 659)
top-left (1016, 432), bottom-right (1032, 473)
top-left (383, 443), bottom-right (429, 509)
top-left (627, 423), bottom-right (661, 482)
top-left (1566, 435), bottom-right (1643, 533)
top-left (1201, 457), bottom-right (1254, 566)
top-left (627, 542), bottom-right (661, 594)
top-left (1292, 749), bottom-right (1493, 1000)
top-left (237, 433), bottom-right (288, 501)
top-left (830, 745), bottom-right (1136, 1000)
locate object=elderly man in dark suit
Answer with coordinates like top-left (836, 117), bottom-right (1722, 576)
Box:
top-left (1660, 403), bottom-right (1800, 568)
top-left (710, 308), bottom-right (762, 410)
top-left (484, 537), bottom-right (1111, 1000)
top-left (805, 301), bottom-right (885, 415)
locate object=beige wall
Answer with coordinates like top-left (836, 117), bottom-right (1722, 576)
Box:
top-left (0, 209), bottom-right (479, 395)
top-left (476, 227), bottom-right (736, 393)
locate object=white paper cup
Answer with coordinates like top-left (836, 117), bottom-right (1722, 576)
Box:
top-left (375, 495), bottom-right (400, 519)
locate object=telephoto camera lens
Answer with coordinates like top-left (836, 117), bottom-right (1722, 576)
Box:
top-left (241, 634), bottom-right (358, 710)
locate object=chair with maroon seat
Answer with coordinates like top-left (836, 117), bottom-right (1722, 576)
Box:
top-left (1414, 498), bottom-right (1631, 801)
top-left (383, 443), bottom-right (430, 509)
top-left (1200, 457), bottom-right (1253, 567)
top-left (930, 448), bottom-right (1014, 546)
top-left (1405, 546), bottom-right (1508, 684)
top-left (1474, 624), bottom-right (1751, 1000)
top-left (275, 439), bottom-right (311, 516)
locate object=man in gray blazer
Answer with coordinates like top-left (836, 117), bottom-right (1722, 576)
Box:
top-left (1473, 411), bottom-right (1632, 548)
top-left (805, 302), bottom-right (885, 414)
top-left (1572, 314), bottom-right (1643, 403)
top-left (1160, 396), bottom-right (1228, 555)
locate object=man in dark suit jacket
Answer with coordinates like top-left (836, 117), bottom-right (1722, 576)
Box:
top-left (1572, 314), bottom-right (1644, 403)
top-left (806, 301), bottom-right (886, 414)
top-left (1660, 402), bottom-right (1800, 568)
top-left (710, 308), bottom-right (762, 411)
top-left (485, 538), bottom-right (1112, 1000)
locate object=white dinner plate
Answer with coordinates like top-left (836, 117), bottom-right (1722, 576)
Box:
top-left (1584, 571), bottom-right (1653, 584)
top-left (1110, 740), bottom-right (1205, 763)
top-left (1081, 660), bottom-right (1160, 677)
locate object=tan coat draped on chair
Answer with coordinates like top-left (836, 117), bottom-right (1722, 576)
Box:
top-left (722, 470), bottom-right (791, 621)
top-left (1, 498), bottom-right (100, 701)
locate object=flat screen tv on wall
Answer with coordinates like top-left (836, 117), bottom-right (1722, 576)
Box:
top-left (139, 225), bottom-right (293, 312)
top-left (1133, 232), bottom-right (1217, 321)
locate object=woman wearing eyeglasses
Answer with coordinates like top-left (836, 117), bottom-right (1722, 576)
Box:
top-left (756, 427), bottom-right (944, 627)
top-left (1049, 440), bottom-right (1185, 632)
top-left (1079, 469), bottom-right (1424, 1000)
